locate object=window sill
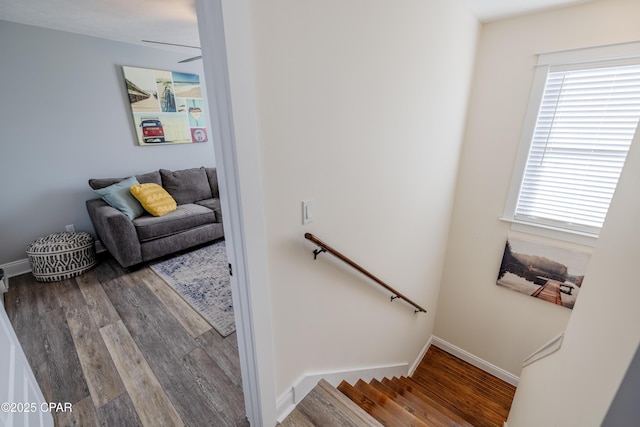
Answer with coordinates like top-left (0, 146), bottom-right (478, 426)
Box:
top-left (499, 217), bottom-right (598, 247)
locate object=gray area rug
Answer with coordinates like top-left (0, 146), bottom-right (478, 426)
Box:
top-left (150, 240), bottom-right (235, 337)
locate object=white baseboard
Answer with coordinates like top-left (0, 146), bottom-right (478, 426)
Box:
top-left (276, 362), bottom-right (409, 422)
top-left (276, 388), bottom-right (295, 423)
top-left (431, 336), bottom-right (519, 386)
top-left (409, 335), bottom-right (433, 376)
top-left (0, 258), bottom-right (32, 279)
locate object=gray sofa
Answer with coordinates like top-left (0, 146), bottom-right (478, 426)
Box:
top-left (86, 167), bottom-right (224, 268)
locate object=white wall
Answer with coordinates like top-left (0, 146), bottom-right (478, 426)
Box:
top-left (248, 0), bottom-right (479, 398)
top-left (0, 20), bottom-right (215, 265)
top-left (507, 89), bottom-right (640, 427)
top-left (434, 0), bottom-right (640, 377)
top-left (601, 343), bottom-right (640, 426)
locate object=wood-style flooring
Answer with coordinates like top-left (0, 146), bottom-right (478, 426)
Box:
top-left (4, 253), bottom-right (248, 427)
top-left (410, 345), bottom-right (516, 426)
top-left (336, 345), bottom-right (516, 426)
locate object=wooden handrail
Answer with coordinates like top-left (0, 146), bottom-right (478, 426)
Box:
top-left (304, 233), bottom-right (427, 314)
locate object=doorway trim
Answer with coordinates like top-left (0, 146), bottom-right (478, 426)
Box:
top-left (195, 0), bottom-right (277, 425)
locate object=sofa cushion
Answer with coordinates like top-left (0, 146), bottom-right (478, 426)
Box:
top-left (89, 171), bottom-right (162, 190)
top-left (194, 198), bottom-right (223, 223)
top-left (93, 176), bottom-right (145, 220)
top-left (160, 167), bottom-right (213, 205)
top-left (133, 203), bottom-right (216, 242)
top-left (130, 183), bottom-right (177, 217)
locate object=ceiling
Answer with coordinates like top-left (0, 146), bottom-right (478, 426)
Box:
top-left (0, 0), bottom-right (200, 53)
top-left (461, 0), bottom-right (594, 22)
top-left (0, 0), bottom-right (595, 53)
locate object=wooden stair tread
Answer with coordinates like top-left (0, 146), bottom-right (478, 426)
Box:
top-left (353, 379), bottom-right (429, 427)
top-left (368, 379), bottom-right (424, 421)
top-left (406, 377), bottom-right (505, 427)
top-left (293, 380), bottom-right (383, 426)
top-left (396, 376), bottom-right (473, 426)
top-left (408, 373), bottom-right (508, 425)
top-left (414, 347), bottom-right (515, 407)
top-left (338, 381), bottom-right (401, 427)
top-left (381, 377), bottom-right (473, 427)
top-left (409, 350), bottom-right (513, 426)
top-left (317, 379), bottom-right (383, 426)
top-left (370, 378), bottom-right (453, 427)
top-left (278, 408), bottom-right (315, 427)
top-left (413, 363), bottom-right (514, 407)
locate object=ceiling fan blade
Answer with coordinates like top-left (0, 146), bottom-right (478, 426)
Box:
top-left (142, 40), bottom-right (201, 50)
top-left (179, 55), bottom-right (203, 63)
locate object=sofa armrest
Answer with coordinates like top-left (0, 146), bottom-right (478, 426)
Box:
top-left (86, 199), bottom-right (143, 267)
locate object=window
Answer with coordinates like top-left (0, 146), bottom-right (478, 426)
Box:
top-left (503, 42), bottom-right (640, 241)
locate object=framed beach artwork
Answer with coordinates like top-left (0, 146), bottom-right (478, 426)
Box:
top-left (122, 66), bottom-right (209, 146)
top-left (496, 236), bottom-right (591, 309)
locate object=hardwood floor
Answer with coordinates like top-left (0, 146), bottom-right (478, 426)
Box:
top-left (411, 346), bottom-right (516, 426)
top-left (337, 345), bottom-right (516, 426)
top-left (4, 253), bottom-right (248, 427)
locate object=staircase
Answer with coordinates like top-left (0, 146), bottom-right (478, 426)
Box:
top-left (281, 345), bottom-right (516, 426)
top-left (279, 378), bottom-right (383, 426)
top-left (337, 376), bottom-right (473, 427)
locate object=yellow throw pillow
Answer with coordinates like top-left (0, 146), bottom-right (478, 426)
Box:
top-left (130, 183), bottom-right (177, 217)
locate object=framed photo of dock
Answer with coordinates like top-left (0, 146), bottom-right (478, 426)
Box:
top-left (496, 236), bottom-right (591, 309)
top-left (122, 66), bottom-right (209, 146)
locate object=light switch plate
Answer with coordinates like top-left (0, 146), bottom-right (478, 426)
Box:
top-left (302, 199), bottom-right (314, 224)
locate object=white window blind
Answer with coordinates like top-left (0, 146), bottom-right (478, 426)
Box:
top-left (514, 62), bottom-right (640, 235)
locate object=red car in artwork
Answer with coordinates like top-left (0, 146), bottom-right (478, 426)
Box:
top-left (140, 119), bottom-right (165, 143)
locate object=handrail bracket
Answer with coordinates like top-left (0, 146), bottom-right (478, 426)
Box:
top-left (312, 248), bottom-right (327, 260)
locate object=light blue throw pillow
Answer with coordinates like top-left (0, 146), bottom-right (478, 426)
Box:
top-left (94, 176), bottom-right (145, 220)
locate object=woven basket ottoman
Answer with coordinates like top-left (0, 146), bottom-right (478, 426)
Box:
top-left (26, 232), bottom-right (97, 282)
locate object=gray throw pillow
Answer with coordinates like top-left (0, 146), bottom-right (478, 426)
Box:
top-left (88, 170), bottom-right (161, 190)
top-left (160, 167), bottom-right (213, 205)
top-left (93, 176), bottom-right (145, 220)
